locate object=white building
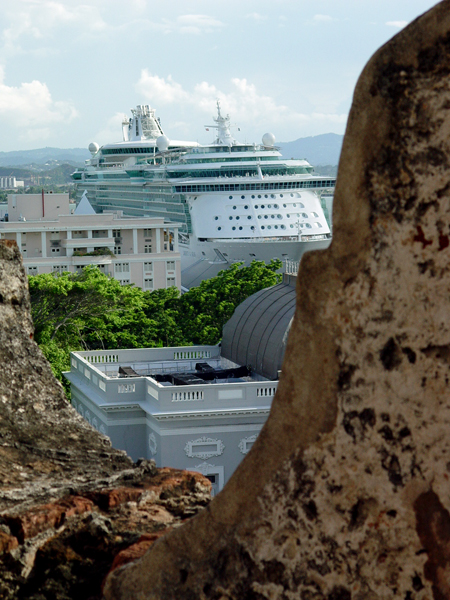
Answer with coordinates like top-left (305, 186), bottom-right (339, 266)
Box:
top-left (0, 192), bottom-right (181, 290)
top-left (64, 270), bottom-right (301, 494)
top-left (64, 345), bottom-right (276, 495)
top-left (0, 176), bottom-right (24, 189)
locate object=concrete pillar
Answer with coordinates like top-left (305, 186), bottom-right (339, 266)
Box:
top-left (41, 231), bottom-right (47, 258)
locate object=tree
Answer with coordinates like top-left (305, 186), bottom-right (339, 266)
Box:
top-left (178, 260), bottom-right (282, 345)
top-left (28, 260), bottom-right (282, 394)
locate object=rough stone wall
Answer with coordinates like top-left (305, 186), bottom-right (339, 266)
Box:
top-left (0, 240), bottom-right (211, 599)
top-left (0, 240), bottom-right (133, 504)
top-left (104, 2), bottom-right (450, 599)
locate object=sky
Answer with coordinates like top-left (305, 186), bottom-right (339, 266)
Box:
top-left (0, 0), bottom-right (440, 152)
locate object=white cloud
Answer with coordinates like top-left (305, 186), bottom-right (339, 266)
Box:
top-left (135, 71), bottom-right (347, 141)
top-left (246, 13), bottom-right (268, 23)
top-left (313, 14), bottom-right (333, 22)
top-left (93, 112), bottom-right (128, 146)
top-left (137, 71), bottom-right (190, 103)
top-left (129, 0), bottom-right (147, 12)
top-left (1, 1), bottom-right (108, 56)
top-left (160, 14), bottom-right (224, 35)
top-left (386, 20), bottom-right (409, 29)
top-left (0, 67), bottom-right (78, 143)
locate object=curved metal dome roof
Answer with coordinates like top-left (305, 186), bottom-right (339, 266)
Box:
top-left (221, 276), bottom-right (296, 380)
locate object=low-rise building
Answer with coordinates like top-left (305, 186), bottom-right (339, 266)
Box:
top-left (0, 192), bottom-right (181, 290)
top-left (64, 270), bottom-right (300, 494)
top-left (64, 345), bottom-right (276, 495)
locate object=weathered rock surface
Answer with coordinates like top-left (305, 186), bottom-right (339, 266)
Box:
top-left (103, 2), bottom-right (450, 599)
top-left (0, 240), bottom-right (211, 598)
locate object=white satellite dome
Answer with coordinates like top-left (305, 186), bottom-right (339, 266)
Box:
top-left (157, 135), bottom-right (170, 152)
top-left (262, 132), bottom-right (276, 147)
top-left (88, 142), bottom-right (99, 155)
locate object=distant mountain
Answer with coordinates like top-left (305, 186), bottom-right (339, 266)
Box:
top-left (0, 147), bottom-right (90, 168)
top-left (0, 136), bottom-right (344, 170)
top-left (278, 133), bottom-right (344, 166)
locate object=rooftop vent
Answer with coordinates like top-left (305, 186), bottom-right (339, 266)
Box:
top-left (119, 366), bottom-right (139, 378)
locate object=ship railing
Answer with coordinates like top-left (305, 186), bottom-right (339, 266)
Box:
top-left (98, 163), bottom-right (125, 169)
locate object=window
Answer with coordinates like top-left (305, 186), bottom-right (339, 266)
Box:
top-left (166, 261), bottom-right (175, 272)
top-left (52, 265), bottom-right (65, 274)
top-left (144, 262), bottom-right (153, 274)
top-left (114, 245), bottom-right (122, 255)
top-left (143, 228), bottom-right (152, 238)
top-left (144, 244), bottom-right (152, 254)
top-left (121, 279), bottom-right (130, 285)
top-left (27, 266), bottom-right (38, 275)
top-left (113, 229), bottom-right (121, 239)
top-left (115, 262), bottom-right (130, 273)
top-left (144, 278), bottom-right (153, 290)
top-left (166, 277), bottom-right (176, 288)
top-left (51, 247), bottom-right (61, 254)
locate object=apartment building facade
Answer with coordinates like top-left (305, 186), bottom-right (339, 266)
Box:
top-left (0, 192), bottom-right (181, 290)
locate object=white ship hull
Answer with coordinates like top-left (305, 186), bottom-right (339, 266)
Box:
top-left (180, 235), bottom-right (331, 289)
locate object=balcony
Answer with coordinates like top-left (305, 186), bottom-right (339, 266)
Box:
top-left (71, 254), bottom-right (113, 266)
top-left (62, 237), bottom-right (115, 249)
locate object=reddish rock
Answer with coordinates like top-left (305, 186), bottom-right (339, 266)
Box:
top-left (0, 531), bottom-right (18, 555)
top-left (4, 496), bottom-right (94, 542)
top-left (87, 487), bottom-right (145, 510)
top-left (109, 530), bottom-right (172, 572)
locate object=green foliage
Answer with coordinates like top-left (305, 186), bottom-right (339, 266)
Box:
top-left (28, 260), bottom-right (282, 395)
top-left (178, 260), bottom-right (282, 344)
top-left (72, 248), bottom-right (115, 257)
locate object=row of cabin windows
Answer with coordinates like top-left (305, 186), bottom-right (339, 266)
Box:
top-left (174, 180), bottom-right (336, 193)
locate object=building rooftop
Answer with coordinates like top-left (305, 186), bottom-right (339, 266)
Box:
top-left (221, 269), bottom-right (297, 380)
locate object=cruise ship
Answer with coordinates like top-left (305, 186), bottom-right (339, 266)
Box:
top-left (72, 104), bottom-right (335, 288)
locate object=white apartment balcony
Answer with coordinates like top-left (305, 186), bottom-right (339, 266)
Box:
top-left (71, 255), bottom-right (113, 266)
top-left (62, 237), bottom-right (115, 249)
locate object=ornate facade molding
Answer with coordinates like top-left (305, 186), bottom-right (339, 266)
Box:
top-left (155, 409), bottom-right (270, 422)
top-left (239, 433), bottom-right (258, 455)
top-left (102, 404), bottom-right (142, 413)
top-left (193, 462), bottom-right (216, 475)
top-left (184, 437), bottom-right (225, 460)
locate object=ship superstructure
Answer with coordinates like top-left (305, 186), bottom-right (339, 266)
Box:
top-left (73, 103), bottom-right (335, 288)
